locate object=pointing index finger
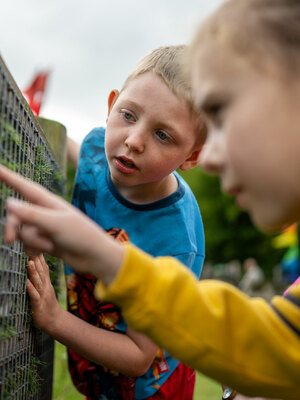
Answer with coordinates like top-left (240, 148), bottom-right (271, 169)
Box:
top-left (0, 165), bottom-right (67, 209)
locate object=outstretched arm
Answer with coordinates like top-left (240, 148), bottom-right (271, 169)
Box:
top-left (100, 246), bottom-right (300, 399)
top-left (27, 254), bottom-right (157, 376)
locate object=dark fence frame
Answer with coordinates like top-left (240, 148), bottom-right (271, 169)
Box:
top-left (0, 54), bottom-right (65, 400)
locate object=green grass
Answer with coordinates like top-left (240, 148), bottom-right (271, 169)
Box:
top-left (53, 275), bottom-right (84, 400)
top-left (194, 372), bottom-right (222, 399)
top-left (53, 341), bottom-right (83, 400)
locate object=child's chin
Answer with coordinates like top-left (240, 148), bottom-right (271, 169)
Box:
top-left (252, 213), bottom-right (288, 234)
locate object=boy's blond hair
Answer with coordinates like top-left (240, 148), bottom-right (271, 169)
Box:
top-left (189, 0), bottom-right (300, 79)
top-left (122, 45), bottom-right (206, 146)
top-left (123, 46), bottom-right (193, 108)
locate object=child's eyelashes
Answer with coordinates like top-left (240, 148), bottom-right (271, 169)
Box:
top-left (202, 98), bottom-right (227, 128)
top-left (205, 103), bottom-right (224, 122)
top-left (155, 130), bottom-right (173, 143)
top-left (121, 109), bottom-right (136, 122)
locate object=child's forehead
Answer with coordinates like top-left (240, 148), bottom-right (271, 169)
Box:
top-left (123, 72), bottom-right (171, 94)
top-left (190, 44), bottom-right (237, 106)
top-left (192, 37), bottom-right (243, 74)
top-left (190, 19), bottom-right (289, 90)
top-left (189, 36), bottom-right (280, 106)
top-left (120, 72), bottom-right (189, 110)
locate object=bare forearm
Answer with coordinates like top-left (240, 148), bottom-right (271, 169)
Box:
top-left (26, 254), bottom-right (154, 377)
top-left (47, 307), bottom-right (153, 376)
top-left (67, 137), bottom-right (80, 168)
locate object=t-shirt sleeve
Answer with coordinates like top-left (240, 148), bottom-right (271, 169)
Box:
top-left (72, 128), bottom-right (106, 217)
top-left (174, 252), bottom-right (204, 279)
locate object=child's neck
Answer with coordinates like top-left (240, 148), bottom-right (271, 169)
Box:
top-left (113, 174), bottom-right (178, 205)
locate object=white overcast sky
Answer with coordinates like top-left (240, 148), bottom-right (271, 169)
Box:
top-left (0, 0), bottom-right (224, 144)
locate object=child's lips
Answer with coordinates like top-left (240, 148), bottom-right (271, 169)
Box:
top-left (226, 186), bottom-right (242, 196)
top-left (119, 156), bottom-right (136, 168)
top-left (226, 185), bottom-right (247, 209)
top-left (115, 156), bottom-right (138, 174)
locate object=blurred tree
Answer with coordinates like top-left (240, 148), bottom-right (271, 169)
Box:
top-left (179, 167), bottom-right (285, 276)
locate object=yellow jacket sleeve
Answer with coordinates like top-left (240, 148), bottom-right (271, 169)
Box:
top-left (95, 244), bottom-right (300, 399)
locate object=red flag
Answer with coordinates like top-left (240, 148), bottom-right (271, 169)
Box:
top-left (23, 71), bottom-right (50, 116)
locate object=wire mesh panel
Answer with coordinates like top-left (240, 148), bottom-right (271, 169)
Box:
top-left (0, 56), bottom-right (64, 399)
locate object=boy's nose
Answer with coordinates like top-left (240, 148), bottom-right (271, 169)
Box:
top-left (124, 131), bottom-right (145, 153)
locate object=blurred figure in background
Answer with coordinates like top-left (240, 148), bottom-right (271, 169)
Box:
top-left (239, 258), bottom-right (264, 296)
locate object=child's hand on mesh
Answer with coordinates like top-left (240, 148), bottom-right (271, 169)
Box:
top-left (26, 253), bottom-right (62, 332)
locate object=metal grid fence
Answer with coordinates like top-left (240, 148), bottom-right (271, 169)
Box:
top-left (0, 56), bottom-right (64, 399)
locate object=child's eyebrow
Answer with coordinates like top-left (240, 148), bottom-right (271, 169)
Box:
top-left (159, 121), bottom-right (178, 134)
top-left (197, 92), bottom-right (215, 111)
top-left (119, 99), bottom-right (143, 112)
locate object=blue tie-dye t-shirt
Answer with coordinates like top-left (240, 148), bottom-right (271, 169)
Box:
top-left (65, 127), bottom-right (205, 399)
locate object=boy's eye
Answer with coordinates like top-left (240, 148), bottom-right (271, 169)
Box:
top-left (156, 130), bottom-right (171, 142)
top-left (121, 110), bottom-right (135, 122)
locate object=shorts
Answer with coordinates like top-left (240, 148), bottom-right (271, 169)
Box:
top-left (85, 363), bottom-right (195, 400)
top-left (147, 363), bottom-right (195, 400)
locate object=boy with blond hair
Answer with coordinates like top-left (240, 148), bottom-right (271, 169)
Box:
top-left (21, 45), bottom-right (206, 400)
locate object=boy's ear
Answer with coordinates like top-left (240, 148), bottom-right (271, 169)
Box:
top-left (179, 147), bottom-right (203, 171)
top-left (107, 89), bottom-right (120, 116)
